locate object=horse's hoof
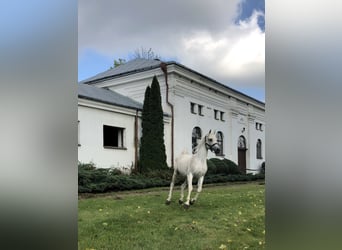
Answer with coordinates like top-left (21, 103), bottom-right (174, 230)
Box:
top-left (178, 200), bottom-right (184, 205)
top-left (165, 200), bottom-right (171, 205)
top-left (183, 204), bottom-right (190, 209)
top-left (190, 199), bottom-right (196, 205)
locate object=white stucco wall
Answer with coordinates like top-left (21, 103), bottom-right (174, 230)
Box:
top-left (78, 98), bottom-right (173, 170)
top-left (78, 100), bottom-right (137, 171)
top-left (173, 87), bottom-right (230, 160)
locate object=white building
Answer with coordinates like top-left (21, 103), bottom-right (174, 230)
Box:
top-left (78, 58), bottom-right (265, 174)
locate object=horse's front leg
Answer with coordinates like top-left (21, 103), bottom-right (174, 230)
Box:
top-left (190, 175), bottom-right (204, 205)
top-left (166, 170), bottom-right (177, 205)
top-left (184, 173), bottom-right (193, 208)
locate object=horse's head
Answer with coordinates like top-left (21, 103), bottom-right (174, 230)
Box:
top-left (205, 130), bottom-right (220, 154)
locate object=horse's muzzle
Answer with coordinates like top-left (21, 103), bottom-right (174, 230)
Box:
top-left (211, 144), bottom-right (220, 154)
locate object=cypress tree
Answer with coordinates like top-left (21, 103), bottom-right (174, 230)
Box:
top-left (149, 76), bottom-right (167, 169)
top-left (139, 76), bottom-right (167, 172)
top-left (139, 86), bottom-right (152, 172)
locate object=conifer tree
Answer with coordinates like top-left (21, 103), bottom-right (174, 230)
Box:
top-left (139, 86), bottom-right (151, 172)
top-left (149, 76), bottom-right (167, 169)
top-left (139, 76), bottom-right (167, 172)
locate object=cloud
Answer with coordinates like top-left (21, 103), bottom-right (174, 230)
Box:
top-left (79, 0), bottom-right (264, 90)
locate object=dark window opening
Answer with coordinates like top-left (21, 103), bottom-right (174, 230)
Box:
top-left (103, 125), bottom-right (124, 148)
top-left (220, 112), bottom-right (225, 121)
top-left (214, 110), bottom-right (219, 120)
top-left (198, 105), bottom-right (204, 116)
top-left (192, 127), bottom-right (202, 153)
top-left (257, 139), bottom-right (262, 159)
top-left (216, 131), bottom-right (224, 156)
top-left (190, 102), bottom-right (196, 114)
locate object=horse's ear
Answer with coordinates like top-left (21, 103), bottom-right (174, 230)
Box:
top-left (208, 129), bottom-right (211, 134)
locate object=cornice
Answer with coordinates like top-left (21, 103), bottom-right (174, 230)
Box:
top-left (78, 98), bottom-right (139, 116)
top-left (167, 64), bottom-right (265, 110)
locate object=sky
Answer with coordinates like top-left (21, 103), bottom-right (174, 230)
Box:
top-left (78, 0), bottom-right (265, 102)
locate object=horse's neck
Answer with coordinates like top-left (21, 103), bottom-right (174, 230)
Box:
top-left (194, 139), bottom-right (208, 161)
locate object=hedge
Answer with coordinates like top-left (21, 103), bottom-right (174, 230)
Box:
top-left (78, 161), bottom-right (264, 194)
top-left (206, 158), bottom-right (241, 175)
top-left (78, 164), bottom-right (170, 193)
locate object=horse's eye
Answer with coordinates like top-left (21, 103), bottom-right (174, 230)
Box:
top-left (208, 138), bottom-right (213, 142)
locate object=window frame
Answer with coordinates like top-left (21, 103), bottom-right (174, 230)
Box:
top-left (256, 139), bottom-right (262, 159)
top-left (220, 111), bottom-right (225, 121)
top-left (192, 127), bottom-right (202, 153)
top-left (190, 102), bottom-right (197, 114)
top-left (103, 125), bottom-right (126, 149)
top-left (216, 131), bottom-right (224, 156)
top-left (214, 109), bottom-right (219, 120)
top-left (198, 104), bottom-right (204, 116)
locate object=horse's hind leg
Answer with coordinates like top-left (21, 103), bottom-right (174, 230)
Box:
top-left (166, 170), bottom-right (177, 205)
top-left (178, 180), bottom-right (187, 204)
top-left (184, 173), bottom-right (193, 208)
top-left (190, 176), bottom-right (204, 205)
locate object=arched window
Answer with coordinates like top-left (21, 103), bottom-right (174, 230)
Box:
top-left (256, 139), bottom-right (262, 159)
top-left (192, 127), bottom-right (202, 153)
top-left (216, 131), bottom-right (224, 156)
top-left (238, 135), bottom-right (246, 149)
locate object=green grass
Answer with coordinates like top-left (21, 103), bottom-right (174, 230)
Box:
top-left (78, 182), bottom-right (265, 250)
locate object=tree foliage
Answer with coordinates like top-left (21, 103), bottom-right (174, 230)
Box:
top-left (110, 58), bottom-right (126, 69)
top-left (110, 47), bottom-right (160, 69)
top-left (139, 76), bottom-right (167, 172)
top-left (132, 47), bottom-right (161, 60)
top-left (139, 85), bottom-right (152, 172)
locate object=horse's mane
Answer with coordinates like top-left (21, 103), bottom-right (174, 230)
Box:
top-left (193, 135), bottom-right (206, 154)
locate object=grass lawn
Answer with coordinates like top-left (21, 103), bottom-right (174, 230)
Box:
top-left (78, 182), bottom-right (265, 250)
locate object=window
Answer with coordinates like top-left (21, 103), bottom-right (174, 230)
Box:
top-left (238, 136), bottom-right (246, 149)
top-left (220, 112), bottom-right (225, 121)
top-left (192, 127), bottom-right (202, 153)
top-left (103, 125), bottom-right (125, 148)
top-left (257, 139), bottom-right (262, 159)
top-left (198, 105), bottom-right (204, 116)
top-left (78, 121), bottom-right (81, 146)
top-left (256, 122), bottom-right (264, 131)
top-left (190, 102), bottom-right (196, 114)
top-left (216, 131), bottom-right (224, 156)
top-left (214, 109), bottom-right (219, 120)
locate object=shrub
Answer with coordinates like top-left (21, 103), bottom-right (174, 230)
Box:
top-left (222, 158), bottom-right (241, 175)
top-left (260, 161), bottom-right (265, 174)
top-left (78, 162), bottom-right (264, 194)
top-left (78, 163), bottom-right (170, 193)
top-left (207, 158), bottom-right (241, 175)
top-left (206, 159), bottom-right (217, 175)
top-left (141, 168), bottom-right (173, 180)
top-left (204, 173), bottom-right (265, 184)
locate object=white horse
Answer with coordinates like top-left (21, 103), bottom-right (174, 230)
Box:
top-left (166, 130), bottom-right (220, 208)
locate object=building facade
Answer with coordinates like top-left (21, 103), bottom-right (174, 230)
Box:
top-left (79, 58), bottom-right (265, 174)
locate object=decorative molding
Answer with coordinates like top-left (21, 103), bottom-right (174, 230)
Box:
top-left (230, 109), bottom-right (239, 118)
top-left (78, 98), bottom-right (138, 116)
top-left (168, 65), bottom-right (265, 110)
top-left (248, 114), bottom-right (256, 123)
